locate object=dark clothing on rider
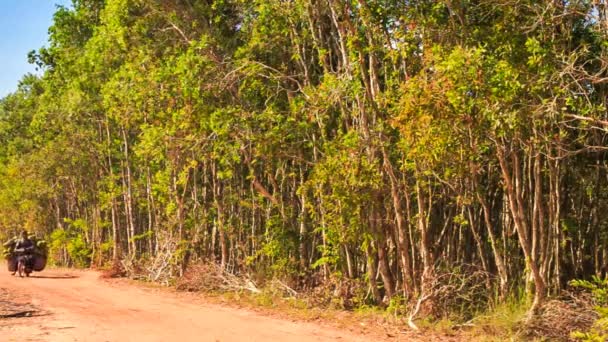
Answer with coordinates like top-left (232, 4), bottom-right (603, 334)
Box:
top-left (15, 238), bottom-right (34, 252)
top-left (15, 238), bottom-right (35, 270)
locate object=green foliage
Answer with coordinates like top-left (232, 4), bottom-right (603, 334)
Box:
top-left (0, 3), bottom-right (607, 336)
top-left (49, 228), bottom-right (92, 268)
top-left (466, 297), bottom-right (530, 340)
top-left (253, 213), bottom-right (299, 277)
top-left (571, 277), bottom-right (608, 341)
top-left (49, 229), bottom-right (68, 263)
top-left (67, 235), bottom-right (92, 268)
top-left (571, 277), bottom-right (608, 306)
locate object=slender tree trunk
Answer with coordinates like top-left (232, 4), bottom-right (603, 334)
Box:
top-left (145, 166), bottom-right (154, 257)
top-left (121, 127), bottom-right (136, 258)
top-left (478, 193), bottom-right (509, 298)
top-left (415, 173), bottom-right (434, 288)
top-left (299, 167), bottom-right (308, 270)
top-left (496, 144), bottom-right (545, 312)
top-left (105, 119), bottom-right (120, 262)
top-left (366, 242), bottom-right (382, 305)
top-left (212, 163), bottom-right (228, 269)
top-left (382, 146), bottom-right (413, 295)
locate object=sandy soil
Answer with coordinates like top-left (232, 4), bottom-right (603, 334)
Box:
top-left (0, 266), bottom-right (378, 342)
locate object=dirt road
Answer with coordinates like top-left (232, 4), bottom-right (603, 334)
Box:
top-left (0, 266), bottom-right (374, 342)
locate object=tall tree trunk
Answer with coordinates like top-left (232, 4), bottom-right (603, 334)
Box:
top-left (366, 242), bottom-right (382, 305)
top-left (121, 127), bottom-right (136, 258)
top-left (382, 146), bottom-right (413, 295)
top-left (212, 163), bottom-right (228, 269)
top-left (496, 144), bottom-right (545, 312)
top-left (478, 193), bottom-right (509, 298)
top-left (299, 167), bottom-right (308, 271)
top-left (415, 170), bottom-right (435, 316)
top-left (105, 119), bottom-right (120, 262)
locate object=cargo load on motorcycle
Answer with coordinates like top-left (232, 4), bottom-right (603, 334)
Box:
top-left (3, 233), bottom-right (48, 273)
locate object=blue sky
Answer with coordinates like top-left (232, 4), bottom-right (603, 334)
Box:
top-left (0, 0), bottom-right (71, 97)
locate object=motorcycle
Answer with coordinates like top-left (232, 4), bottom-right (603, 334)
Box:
top-left (14, 247), bottom-right (35, 277)
top-left (5, 237), bottom-right (48, 276)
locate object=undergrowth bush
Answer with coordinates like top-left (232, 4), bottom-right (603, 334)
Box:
top-left (468, 298), bottom-right (529, 339)
top-left (49, 228), bottom-right (92, 268)
top-left (431, 264), bottom-right (493, 321)
top-left (570, 276), bottom-right (608, 341)
top-left (522, 294), bottom-right (597, 341)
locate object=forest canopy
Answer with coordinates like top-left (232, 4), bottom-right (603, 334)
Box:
top-left (1, 0), bottom-right (608, 326)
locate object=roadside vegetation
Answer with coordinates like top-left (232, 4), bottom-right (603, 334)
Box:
top-left (1, 0), bottom-right (608, 340)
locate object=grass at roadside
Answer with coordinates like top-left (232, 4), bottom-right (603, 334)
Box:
top-left (112, 273), bottom-right (462, 341)
top-left (101, 262), bottom-right (597, 341)
top-left (183, 287), bottom-right (539, 341)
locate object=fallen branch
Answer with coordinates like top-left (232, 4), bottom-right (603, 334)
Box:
top-left (564, 113), bottom-right (608, 127)
top-left (271, 279), bottom-right (298, 297)
top-left (176, 262), bottom-right (260, 294)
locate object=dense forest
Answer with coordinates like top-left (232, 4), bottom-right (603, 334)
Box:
top-left (1, 0), bottom-right (608, 326)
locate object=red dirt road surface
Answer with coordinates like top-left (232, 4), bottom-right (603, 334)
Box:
top-left (0, 266), bottom-right (374, 342)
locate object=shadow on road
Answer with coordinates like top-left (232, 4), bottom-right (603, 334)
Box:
top-left (0, 310), bottom-right (52, 319)
top-left (30, 275), bottom-right (78, 279)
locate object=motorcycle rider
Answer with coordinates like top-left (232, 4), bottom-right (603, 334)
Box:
top-left (13, 230), bottom-right (35, 275)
